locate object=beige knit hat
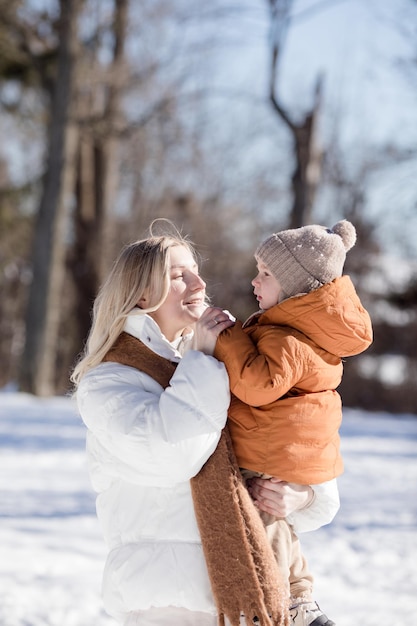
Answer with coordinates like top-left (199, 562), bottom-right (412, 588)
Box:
top-left (255, 220), bottom-right (356, 299)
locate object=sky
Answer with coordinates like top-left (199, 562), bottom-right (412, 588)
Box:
top-left (1, 0), bottom-right (417, 260)
top-left (0, 390), bottom-right (416, 626)
top-left (202, 0), bottom-right (417, 258)
top-left (212, 0), bottom-right (417, 148)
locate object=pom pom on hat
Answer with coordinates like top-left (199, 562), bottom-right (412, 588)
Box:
top-left (255, 219), bottom-right (356, 300)
top-left (332, 219), bottom-right (356, 251)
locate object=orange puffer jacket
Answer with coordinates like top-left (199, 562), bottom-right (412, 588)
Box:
top-left (214, 275), bottom-right (373, 484)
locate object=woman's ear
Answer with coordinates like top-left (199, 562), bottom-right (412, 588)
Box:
top-left (137, 290), bottom-right (149, 309)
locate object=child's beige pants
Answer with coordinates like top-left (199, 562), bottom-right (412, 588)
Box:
top-left (241, 469), bottom-right (314, 600)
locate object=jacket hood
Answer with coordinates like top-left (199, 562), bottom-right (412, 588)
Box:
top-left (253, 275), bottom-right (372, 357)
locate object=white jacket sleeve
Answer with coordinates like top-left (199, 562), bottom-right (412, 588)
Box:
top-left (286, 478), bottom-right (340, 533)
top-left (77, 350), bottom-right (230, 489)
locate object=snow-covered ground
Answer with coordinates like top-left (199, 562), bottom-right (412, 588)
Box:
top-left (0, 391), bottom-right (416, 626)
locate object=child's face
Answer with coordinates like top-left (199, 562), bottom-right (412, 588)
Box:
top-left (251, 259), bottom-right (283, 310)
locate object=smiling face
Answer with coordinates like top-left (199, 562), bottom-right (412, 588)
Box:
top-left (147, 244), bottom-right (207, 341)
top-left (251, 258), bottom-right (283, 310)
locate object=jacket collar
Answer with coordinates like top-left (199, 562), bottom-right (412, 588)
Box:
top-left (123, 308), bottom-right (193, 362)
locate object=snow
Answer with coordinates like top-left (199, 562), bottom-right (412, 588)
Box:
top-left (0, 392), bottom-right (416, 626)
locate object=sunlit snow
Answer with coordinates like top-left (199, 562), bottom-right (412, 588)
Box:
top-left (0, 392), bottom-right (416, 626)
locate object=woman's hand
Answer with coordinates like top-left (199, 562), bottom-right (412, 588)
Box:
top-left (193, 306), bottom-right (234, 355)
top-left (246, 476), bottom-right (315, 518)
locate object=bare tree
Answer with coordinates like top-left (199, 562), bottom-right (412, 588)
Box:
top-left (19, 0), bottom-right (83, 395)
top-left (268, 0), bottom-right (323, 227)
top-left (66, 0), bottom-right (128, 375)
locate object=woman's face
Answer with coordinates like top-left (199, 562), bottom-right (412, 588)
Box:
top-left (251, 259), bottom-right (283, 310)
top-left (148, 245), bottom-right (207, 341)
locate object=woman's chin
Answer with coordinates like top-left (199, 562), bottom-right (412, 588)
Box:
top-left (187, 304), bottom-right (206, 319)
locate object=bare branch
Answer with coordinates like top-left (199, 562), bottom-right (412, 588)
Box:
top-left (268, 0), bottom-right (295, 131)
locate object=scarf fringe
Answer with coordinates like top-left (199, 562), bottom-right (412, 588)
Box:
top-left (218, 605), bottom-right (288, 626)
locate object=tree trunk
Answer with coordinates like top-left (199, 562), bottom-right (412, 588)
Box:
top-left (67, 0), bottom-right (128, 372)
top-left (287, 78), bottom-right (323, 228)
top-left (98, 0), bottom-right (128, 278)
top-left (268, 0), bottom-right (323, 228)
top-left (18, 0), bottom-right (82, 395)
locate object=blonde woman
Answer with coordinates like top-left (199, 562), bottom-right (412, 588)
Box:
top-left (71, 221), bottom-right (338, 626)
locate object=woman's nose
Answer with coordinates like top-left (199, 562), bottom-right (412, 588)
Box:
top-left (192, 273), bottom-right (206, 290)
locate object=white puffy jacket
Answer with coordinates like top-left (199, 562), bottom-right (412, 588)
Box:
top-left (77, 313), bottom-right (339, 624)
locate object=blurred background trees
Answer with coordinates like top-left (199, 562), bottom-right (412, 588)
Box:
top-left (0, 0), bottom-right (416, 413)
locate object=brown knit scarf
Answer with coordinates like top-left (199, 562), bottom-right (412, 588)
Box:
top-left (103, 332), bottom-right (288, 626)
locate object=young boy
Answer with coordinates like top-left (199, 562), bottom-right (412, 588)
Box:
top-left (214, 220), bottom-right (373, 626)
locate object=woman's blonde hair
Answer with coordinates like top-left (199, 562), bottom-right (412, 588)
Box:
top-left (71, 220), bottom-right (197, 387)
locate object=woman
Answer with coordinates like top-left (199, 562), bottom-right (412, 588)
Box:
top-left (71, 221), bottom-right (338, 626)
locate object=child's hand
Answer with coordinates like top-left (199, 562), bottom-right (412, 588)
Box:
top-left (246, 476), bottom-right (315, 518)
